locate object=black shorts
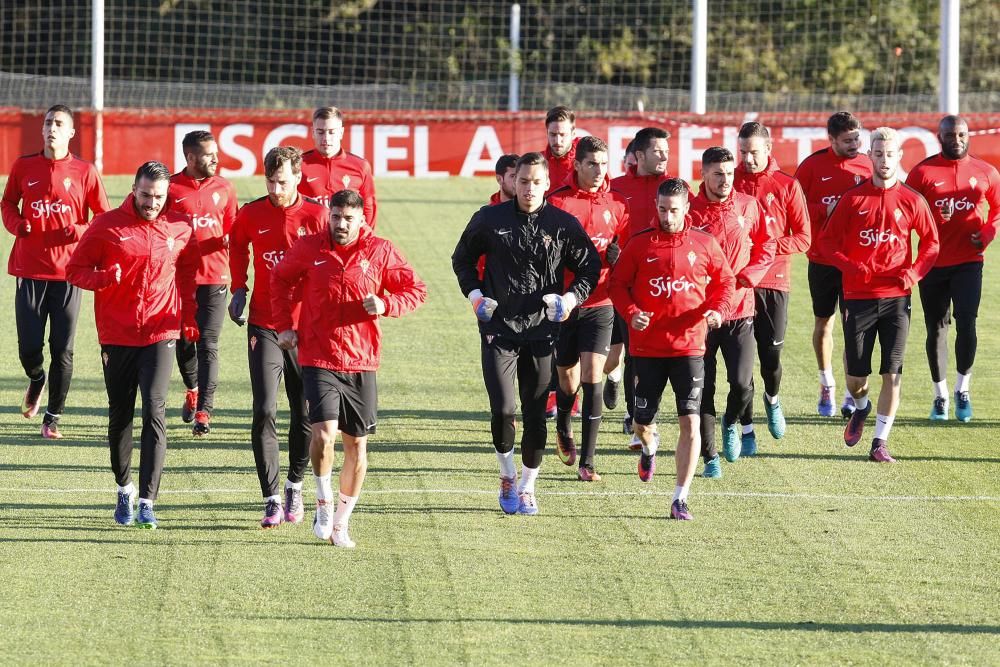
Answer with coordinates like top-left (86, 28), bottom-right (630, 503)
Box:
top-left (610, 311), bottom-right (626, 346)
top-left (842, 296), bottom-right (911, 376)
top-left (302, 366), bottom-right (377, 437)
top-left (753, 287), bottom-right (789, 349)
top-left (555, 305), bottom-right (615, 366)
top-left (918, 261), bottom-right (984, 325)
top-left (631, 356), bottom-right (705, 423)
top-left (808, 261), bottom-right (844, 319)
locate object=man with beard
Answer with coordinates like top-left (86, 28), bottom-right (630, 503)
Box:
top-left (543, 106), bottom-right (579, 195)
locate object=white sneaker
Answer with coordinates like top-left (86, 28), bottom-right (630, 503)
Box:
top-left (313, 499), bottom-right (333, 541)
top-left (331, 523), bottom-right (356, 548)
top-left (628, 433), bottom-right (643, 451)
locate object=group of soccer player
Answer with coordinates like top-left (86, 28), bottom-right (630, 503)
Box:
top-left (452, 106), bottom-right (999, 521)
top-left (4, 105), bottom-right (425, 547)
top-left (4, 103), bottom-right (998, 541)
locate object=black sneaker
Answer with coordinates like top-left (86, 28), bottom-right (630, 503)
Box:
top-left (603, 379), bottom-right (620, 410)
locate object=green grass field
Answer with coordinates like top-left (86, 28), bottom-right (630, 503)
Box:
top-left (0, 175), bottom-right (998, 665)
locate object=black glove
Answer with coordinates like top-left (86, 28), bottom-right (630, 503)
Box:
top-left (605, 236), bottom-right (621, 267)
top-left (228, 288), bottom-right (248, 326)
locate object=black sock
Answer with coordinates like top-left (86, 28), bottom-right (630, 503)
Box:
top-left (579, 382), bottom-right (602, 468)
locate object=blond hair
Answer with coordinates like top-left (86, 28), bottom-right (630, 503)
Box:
top-left (870, 126), bottom-right (900, 148)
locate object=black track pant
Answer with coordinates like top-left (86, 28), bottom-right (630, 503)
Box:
top-left (741, 288), bottom-right (789, 426)
top-left (103, 340), bottom-right (174, 501)
top-left (481, 334), bottom-right (553, 469)
top-left (15, 278), bottom-right (82, 416)
top-left (177, 284), bottom-right (227, 413)
top-left (247, 325), bottom-right (310, 498)
top-left (701, 318), bottom-right (755, 462)
top-left (919, 262), bottom-right (982, 382)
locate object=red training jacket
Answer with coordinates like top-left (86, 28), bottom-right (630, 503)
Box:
top-left (548, 175), bottom-right (630, 308)
top-left (794, 148), bottom-right (873, 264)
top-left (688, 185), bottom-right (774, 321)
top-left (609, 226), bottom-right (735, 358)
top-left (734, 156), bottom-right (811, 291)
top-left (298, 148), bottom-right (377, 228)
top-left (66, 195), bottom-right (199, 347)
top-left (610, 165), bottom-right (672, 247)
top-left (229, 194), bottom-right (329, 330)
top-left (905, 153), bottom-right (1000, 267)
top-left (271, 225), bottom-right (427, 372)
top-left (818, 179), bottom-right (939, 299)
top-left (2, 152), bottom-right (110, 280)
top-left (544, 138), bottom-right (578, 196)
top-left (169, 171), bottom-right (238, 285)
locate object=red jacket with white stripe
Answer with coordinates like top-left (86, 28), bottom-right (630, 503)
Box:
top-left (270, 226), bottom-right (427, 372)
top-left (609, 226), bottom-right (735, 358)
top-left (229, 195), bottom-right (329, 330)
top-left (794, 148), bottom-right (873, 264)
top-left (2, 152), bottom-right (110, 280)
top-left (818, 179), bottom-right (939, 299)
top-left (548, 175), bottom-right (630, 308)
top-left (687, 185), bottom-right (774, 321)
top-left (734, 156), bottom-right (811, 291)
top-left (169, 171), bottom-right (238, 285)
top-left (905, 153), bottom-right (1000, 267)
top-left (66, 196), bottom-right (199, 346)
top-left (298, 149), bottom-right (377, 227)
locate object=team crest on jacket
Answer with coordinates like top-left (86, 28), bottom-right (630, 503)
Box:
top-left (542, 233), bottom-right (552, 248)
top-left (687, 251), bottom-right (697, 266)
top-left (855, 174), bottom-right (863, 185)
top-left (969, 177), bottom-right (978, 189)
top-left (737, 215), bottom-right (746, 228)
top-left (766, 192), bottom-right (776, 207)
top-left (602, 210), bottom-right (612, 225)
top-left (212, 191), bottom-right (221, 206)
top-left (166, 236), bottom-right (175, 252)
top-left (894, 209), bottom-right (903, 221)
top-left (342, 175), bottom-right (352, 189)
top-left (63, 177), bottom-right (73, 192)
top-left (250, 335), bottom-right (257, 351)
top-left (360, 258), bottom-right (370, 275)
top-left (297, 226), bottom-right (306, 237)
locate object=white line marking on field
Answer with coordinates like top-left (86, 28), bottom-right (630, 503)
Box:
top-left (0, 488), bottom-right (996, 503)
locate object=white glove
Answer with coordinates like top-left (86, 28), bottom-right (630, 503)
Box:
top-left (468, 289), bottom-right (498, 322)
top-left (363, 293), bottom-right (386, 316)
top-left (542, 292), bottom-right (577, 322)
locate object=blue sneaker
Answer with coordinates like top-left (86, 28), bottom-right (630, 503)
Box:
top-left (763, 397), bottom-right (786, 439)
top-left (702, 455), bottom-right (722, 479)
top-left (817, 385), bottom-right (835, 417)
top-left (929, 396), bottom-right (948, 421)
top-left (498, 476), bottom-right (519, 514)
top-left (741, 430), bottom-right (758, 457)
top-left (517, 491), bottom-right (539, 516)
top-left (135, 503), bottom-right (157, 529)
top-left (114, 489), bottom-right (135, 526)
top-left (955, 391), bottom-right (972, 423)
top-left (721, 417), bottom-right (740, 462)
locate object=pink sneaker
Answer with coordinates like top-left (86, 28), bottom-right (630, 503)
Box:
top-left (669, 499), bottom-right (693, 520)
top-left (577, 466), bottom-right (602, 482)
top-left (868, 438), bottom-right (897, 463)
top-left (260, 499), bottom-right (283, 528)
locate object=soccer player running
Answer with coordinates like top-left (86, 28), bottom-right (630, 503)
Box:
top-left (609, 178), bottom-right (735, 520)
top-left (67, 161), bottom-right (200, 529)
top-left (170, 130), bottom-right (238, 436)
top-left (610, 127), bottom-right (674, 438)
top-left (795, 112), bottom-right (873, 418)
top-left (905, 115), bottom-right (1000, 422)
top-left (689, 147), bottom-right (774, 477)
top-left (490, 154), bottom-right (519, 204)
top-left (733, 122), bottom-right (810, 453)
top-left (818, 127), bottom-right (939, 463)
top-left (2, 104), bottom-right (110, 438)
top-left (228, 147), bottom-right (328, 528)
top-left (299, 107), bottom-right (377, 226)
top-left (271, 190), bottom-right (426, 548)
top-left (452, 153), bottom-right (600, 515)
top-left (547, 136), bottom-right (629, 481)
top-left (543, 106), bottom-right (579, 195)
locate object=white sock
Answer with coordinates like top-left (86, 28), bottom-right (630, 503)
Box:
top-left (285, 479), bottom-right (303, 491)
top-left (843, 389), bottom-right (854, 403)
top-left (138, 498), bottom-right (153, 507)
top-left (956, 372), bottom-right (971, 393)
top-left (118, 483), bottom-right (136, 496)
top-left (496, 449), bottom-right (516, 479)
top-left (332, 492), bottom-right (359, 527)
top-left (641, 432), bottom-right (659, 456)
top-left (673, 485), bottom-right (688, 502)
top-left (874, 414), bottom-right (895, 441)
top-left (607, 366), bottom-right (623, 383)
top-left (742, 423), bottom-right (754, 435)
top-left (264, 494), bottom-right (281, 504)
top-left (764, 392), bottom-right (778, 405)
top-left (315, 474), bottom-right (333, 503)
top-left (819, 369), bottom-right (835, 387)
top-left (519, 465), bottom-right (539, 493)
top-left (854, 395), bottom-right (870, 411)
top-left (933, 380), bottom-right (948, 399)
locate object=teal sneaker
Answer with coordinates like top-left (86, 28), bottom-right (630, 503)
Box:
top-left (702, 455), bottom-right (722, 479)
top-left (763, 397), bottom-right (786, 439)
top-left (741, 430), bottom-right (758, 457)
top-left (721, 416), bottom-right (740, 462)
top-left (954, 391), bottom-right (972, 423)
top-left (135, 503), bottom-right (157, 530)
top-left (929, 396), bottom-right (948, 421)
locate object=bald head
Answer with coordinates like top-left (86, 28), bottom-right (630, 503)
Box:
top-left (938, 115), bottom-right (969, 160)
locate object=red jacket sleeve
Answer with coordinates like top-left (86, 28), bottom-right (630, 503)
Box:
top-left (379, 243), bottom-right (427, 318)
top-left (66, 166), bottom-right (112, 242)
top-left (175, 233), bottom-right (201, 327)
top-left (270, 238), bottom-right (310, 332)
top-left (705, 237), bottom-right (736, 315)
top-left (66, 224), bottom-right (117, 291)
top-left (360, 163), bottom-right (377, 229)
top-left (908, 196), bottom-right (940, 284)
top-left (228, 205), bottom-right (251, 291)
top-left (821, 197), bottom-right (857, 273)
top-left (736, 200), bottom-right (775, 286)
top-left (979, 167), bottom-right (1000, 248)
top-left (223, 182), bottom-right (238, 235)
top-left (608, 240), bottom-right (641, 322)
top-left (776, 180), bottom-right (811, 256)
top-left (1, 162), bottom-right (26, 235)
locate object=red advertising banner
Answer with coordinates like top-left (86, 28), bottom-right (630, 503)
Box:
top-left (3, 108), bottom-right (999, 179)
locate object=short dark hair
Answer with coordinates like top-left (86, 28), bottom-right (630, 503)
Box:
top-left (624, 139), bottom-right (636, 158)
top-left (702, 146), bottom-right (734, 167)
top-left (515, 152), bottom-right (548, 173)
top-left (657, 178), bottom-right (689, 199)
top-left (575, 135), bottom-right (608, 163)
top-left (738, 122), bottom-right (770, 140)
top-left (827, 111), bottom-right (861, 138)
top-left (182, 130), bottom-right (215, 157)
top-left (545, 106), bottom-right (575, 127)
top-left (633, 127), bottom-right (670, 153)
top-left (938, 114), bottom-right (966, 132)
top-left (312, 106), bottom-right (343, 122)
top-left (330, 189), bottom-right (364, 210)
top-left (495, 153), bottom-right (519, 175)
top-left (264, 146), bottom-right (303, 178)
top-left (134, 160), bottom-right (171, 184)
top-left (45, 104), bottom-right (74, 123)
